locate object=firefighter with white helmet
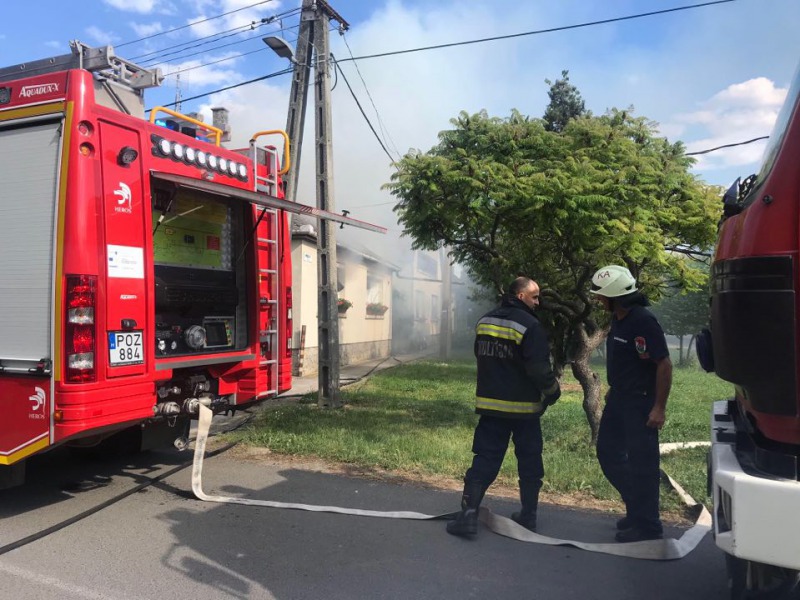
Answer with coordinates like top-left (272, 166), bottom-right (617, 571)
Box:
top-left (591, 265), bottom-right (673, 543)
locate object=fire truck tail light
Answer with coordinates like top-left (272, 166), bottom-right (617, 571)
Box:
top-left (71, 326), bottom-right (94, 354)
top-left (68, 307), bottom-right (94, 325)
top-left (78, 121), bottom-right (94, 136)
top-left (65, 275), bottom-right (97, 383)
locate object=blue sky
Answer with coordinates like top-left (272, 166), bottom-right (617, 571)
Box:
top-left (2, 0), bottom-right (800, 246)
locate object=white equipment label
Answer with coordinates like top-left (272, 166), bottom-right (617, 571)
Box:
top-left (107, 245), bottom-right (144, 279)
top-left (108, 331), bottom-right (144, 366)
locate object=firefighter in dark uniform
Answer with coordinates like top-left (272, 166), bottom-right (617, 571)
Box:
top-left (447, 276), bottom-right (561, 537)
top-left (591, 265), bottom-right (672, 543)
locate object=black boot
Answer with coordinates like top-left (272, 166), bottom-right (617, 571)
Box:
top-left (446, 480), bottom-right (486, 537)
top-left (511, 479), bottom-right (541, 532)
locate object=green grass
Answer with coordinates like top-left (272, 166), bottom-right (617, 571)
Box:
top-left (228, 360), bottom-right (733, 517)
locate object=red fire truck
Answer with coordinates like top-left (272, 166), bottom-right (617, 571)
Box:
top-left (0, 42), bottom-right (376, 488)
top-left (705, 61), bottom-right (800, 597)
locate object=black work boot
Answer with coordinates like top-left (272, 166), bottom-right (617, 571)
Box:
top-left (446, 481), bottom-right (486, 537)
top-left (511, 479), bottom-right (542, 532)
top-left (616, 516), bottom-right (633, 530)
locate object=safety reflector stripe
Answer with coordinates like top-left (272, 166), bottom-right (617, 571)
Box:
top-left (476, 323), bottom-right (524, 344)
top-left (478, 317), bottom-right (527, 336)
top-left (476, 396), bottom-right (542, 414)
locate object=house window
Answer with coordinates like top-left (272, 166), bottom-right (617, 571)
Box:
top-left (415, 290), bottom-right (425, 320)
top-left (416, 253), bottom-right (438, 278)
top-left (431, 294), bottom-right (439, 321)
top-left (367, 274), bottom-right (383, 304)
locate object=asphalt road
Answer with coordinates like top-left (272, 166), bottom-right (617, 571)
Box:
top-left (0, 439), bottom-right (730, 600)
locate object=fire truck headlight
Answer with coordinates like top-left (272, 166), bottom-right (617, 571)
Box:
top-left (228, 161), bottom-right (238, 176)
top-left (185, 147), bottom-right (196, 163)
top-left (172, 144), bottom-right (185, 160)
top-left (208, 155), bottom-right (218, 169)
top-left (196, 151), bottom-right (207, 167)
top-left (219, 157), bottom-right (228, 173)
top-left (238, 164), bottom-right (247, 179)
top-left (158, 138), bottom-right (171, 156)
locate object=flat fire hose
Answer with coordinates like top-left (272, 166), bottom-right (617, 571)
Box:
top-left (192, 405), bottom-right (711, 560)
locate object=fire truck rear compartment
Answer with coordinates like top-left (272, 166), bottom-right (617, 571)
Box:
top-left (151, 185), bottom-right (250, 359)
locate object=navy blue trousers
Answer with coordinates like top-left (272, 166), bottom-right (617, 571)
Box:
top-left (465, 415), bottom-right (544, 487)
top-left (596, 392), bottom-right (662, 534)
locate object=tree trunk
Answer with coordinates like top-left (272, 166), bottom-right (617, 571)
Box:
top-left (687, 334), bottom-right (696, 362)
top-left (569, 324), bottom-right (606, 444)
top-left (679, 335), bottom-right (685, 366)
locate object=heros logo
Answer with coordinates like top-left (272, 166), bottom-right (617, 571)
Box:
top-left (113, 182), bottom-right (132, 214)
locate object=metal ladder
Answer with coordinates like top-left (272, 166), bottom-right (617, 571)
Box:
top-left (0, 40), bottom-right (162, 89)
top-left (252, 145), bottom-right (282, 399)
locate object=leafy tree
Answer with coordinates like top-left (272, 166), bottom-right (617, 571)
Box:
top-left (543, 70), bottom-right (586, 133)
top-left (651, 278), bottom-right (710, 366)
top-left (385, 93), bottom-right (719, 441)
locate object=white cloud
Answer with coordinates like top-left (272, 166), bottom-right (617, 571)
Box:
top-left (85, 26), bottom-right (119, 46)
top-left (103, 0), bottom-right (159, 13)
top-left (126, 0), bottom-right (799, 251)
top-left (131, 22), bottom-right (165, 38)
top-left (160, 53), bottom-right (248, 87)
top-left (667, 78), bottom-right (788, 171)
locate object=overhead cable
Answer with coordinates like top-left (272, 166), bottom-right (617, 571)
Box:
top-left (335, 0), bottom-right (738, 63)
top-left (685, 135), bottom-right (769, 156)
top-left (118, 0), bottom-right (277, 48)
top-left (134, 8), bottom-right (302, 64)
top-left (341, 33), bottom-right (401, 159)
top-left (153, 67), bottom-right (294, 108)
top-left (333, 57), bottom-right (397, 163)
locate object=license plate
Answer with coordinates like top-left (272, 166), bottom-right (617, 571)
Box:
top-left (108, 331), bottom-right (144, 366)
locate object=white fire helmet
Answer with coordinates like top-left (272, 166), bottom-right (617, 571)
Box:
top-left (590, 265), bottom-right (638, 298)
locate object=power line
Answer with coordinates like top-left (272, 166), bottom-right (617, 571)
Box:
top-left (135, 8), bottom-right (302, 65)
top-left (333, 57), bottom-right (396, 163)
top-left (335, 0), bottom-right (737, 63)
top-left (161, 23), bottom-right (339, 79)
top-left (118, 0), bottom-right (277, 48)
top-left (685, 135), bottom-right (769, 156)
top-left (143, 22), bottom-right (292, 67)
top-left (148, 0), bottom-right (739, 121)
top-left (165, 44), bottom-right (284, 77)
top-left (152, 67), bottom-right (294, 109)
top-left (340, 33), bottom-right (401, 158)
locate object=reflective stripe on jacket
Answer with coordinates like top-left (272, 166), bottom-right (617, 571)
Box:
top-left (474, 298), bottom-right (555, 419)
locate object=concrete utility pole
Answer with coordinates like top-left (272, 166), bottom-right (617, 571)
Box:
top-left (282, 0), bottom-right (315, 204)
top-left (283, 0), bottom-right (349, 408)
top-left (439, 247), bottom-right (452, 360)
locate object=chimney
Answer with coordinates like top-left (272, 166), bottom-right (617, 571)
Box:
top-left (211, 107), bottom-right (231, 142)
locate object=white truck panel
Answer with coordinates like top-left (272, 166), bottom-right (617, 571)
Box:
top-left (711, 401), bottom-right (800, 571)
top-left (0, 119), bottom-right (61, 363)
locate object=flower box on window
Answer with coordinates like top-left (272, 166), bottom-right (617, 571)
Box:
top-left (337, 298), bottom-right (352, 314)
top-left (366, 302), bottom-right (389, 316)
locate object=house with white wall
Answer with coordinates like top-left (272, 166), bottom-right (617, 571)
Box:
top-left (291, 216), bottom-right (398, 375)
